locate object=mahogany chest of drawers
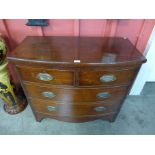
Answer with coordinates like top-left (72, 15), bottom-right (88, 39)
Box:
top-left (7, 36), bottom-right (146, 122)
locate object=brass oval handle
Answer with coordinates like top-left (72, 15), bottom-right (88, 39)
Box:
top-left (94, 106), bottom-right (106, 112)
top-left (42, 91), bottom-right (56, 98)
top-left (96, 92), bottom-right (111, 98)
top-left (37, 73), bottom-right (54, 81)
top-left (47, 106), bottom-right (57, 111)
top-left (100, 74), bottom-right (116, 83)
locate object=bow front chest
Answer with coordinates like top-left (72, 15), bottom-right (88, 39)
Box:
top-left (7, 36), bottom-right (146, 122)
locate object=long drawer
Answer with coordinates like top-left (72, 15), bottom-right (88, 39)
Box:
top-left (30, 98), bottom-right (118, 117)
top-left (79, 68), bottom-right (138, 86)
top-left (16, 66), bottom-right (74, 85)
top-left (24, 82), bottom-right (129, 102)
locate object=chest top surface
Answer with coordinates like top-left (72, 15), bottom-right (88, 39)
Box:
top-left (8, 36), bottom-right (146, 65)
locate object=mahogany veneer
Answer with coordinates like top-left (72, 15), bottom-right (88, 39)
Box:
top-left (7, 36), bottom-right (146, 122)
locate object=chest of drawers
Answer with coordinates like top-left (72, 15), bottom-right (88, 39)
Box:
top-left (7, 36), bottom-right (146, 122)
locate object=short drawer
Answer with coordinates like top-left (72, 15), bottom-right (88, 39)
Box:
top-left (79, 68), bottom-right (138, 86)
top-left (24, 82), bottom-right (128, 103)
top-left (16, 66), bottom-right (74, 85)
top-left (30, 99), bottom-right (118, 117)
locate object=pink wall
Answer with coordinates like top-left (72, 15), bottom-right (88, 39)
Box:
top-left (0, 19), bottom-right (155, 81)
top-left (0, 19), bottom-right (155, 53)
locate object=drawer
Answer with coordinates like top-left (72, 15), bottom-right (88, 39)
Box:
top-left (24, 82), bottom-right (128, 102)
top-left (16, 66), bottom-right (74, 85)
top-left (30, 99), bottom-right (118, 117)
top-left (79, 69), bottom-right (138, 86)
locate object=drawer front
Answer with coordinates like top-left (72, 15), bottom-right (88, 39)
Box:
top-left (17, 66), bottom-right (74, 85)
top-left (79, 69), bottom-right (138, 86)
top-left (24, 82), bottom-right (128, 102)
top-left (30, 99), bottom-right (118, 116)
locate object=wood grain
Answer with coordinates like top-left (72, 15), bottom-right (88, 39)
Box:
top-left (7, 36), bottom-right (146, 122)
top-left (24, 82), bottom-right (129, 103)
top-left (79, 68), bottom-right (139, 86)
top-left (8, 36), bottom-right (146, 64)
top-left (30, 98), bottom-right (119, 117)
top-left (16, 66), bottom-right (74, 85)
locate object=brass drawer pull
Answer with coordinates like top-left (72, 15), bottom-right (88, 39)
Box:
top-left (96, 92), bottom-right (111, 98)
top-left (47, 106), bottom-right (57, 111)
top-left (94, 106), bottom-right (106, 112)
top-left (100, 75), bottom-right (116, 82)
top-left (37, 73), bottom-right (54, 81)
top-left (42, 91), bottom-right (56, 98)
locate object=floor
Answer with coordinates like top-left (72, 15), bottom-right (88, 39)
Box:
top-left (0, 82), bottom-right (155, 135)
